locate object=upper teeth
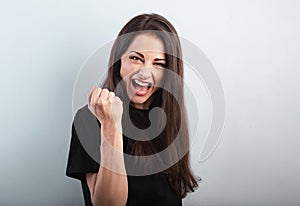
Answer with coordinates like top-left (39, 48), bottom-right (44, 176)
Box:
top-left (134, 79), bottom-right (151, 87)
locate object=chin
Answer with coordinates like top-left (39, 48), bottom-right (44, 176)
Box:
top-left (131, 95), bottom-right (150, 104)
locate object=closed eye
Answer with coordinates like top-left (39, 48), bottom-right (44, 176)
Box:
top-left (154, 62), bottom-right (166, 67)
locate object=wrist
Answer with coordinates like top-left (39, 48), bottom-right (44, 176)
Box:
top-left (101, 120), bottom-right (122, 133)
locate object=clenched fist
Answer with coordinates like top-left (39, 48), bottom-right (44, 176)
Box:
top-left (87, 86), bottom-right (123, 131)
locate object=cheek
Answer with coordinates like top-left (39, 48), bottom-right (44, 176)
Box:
top-left (152, 72), bottom-right (164, 88)
top-left (120, 61), bottom-right (136, 89)
top-left (120, 60), bottom-right (131, 80)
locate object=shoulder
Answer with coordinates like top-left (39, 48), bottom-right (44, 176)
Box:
top-left (66, 104), bottom-right (101, 182)
top-left (72, 104), bottom-right (101, 163)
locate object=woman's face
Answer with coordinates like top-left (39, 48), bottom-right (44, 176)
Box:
top-left (120, 33), bottom-right (165, 109)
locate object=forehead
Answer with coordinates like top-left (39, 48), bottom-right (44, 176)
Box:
top-left (126, 33), bottom-right (165, 55)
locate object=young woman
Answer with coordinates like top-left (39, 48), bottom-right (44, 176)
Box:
top-left (66, 13), bottom-right (200, 206)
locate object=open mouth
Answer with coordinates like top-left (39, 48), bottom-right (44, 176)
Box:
top-left (130, 79), bottom-right (153, 96)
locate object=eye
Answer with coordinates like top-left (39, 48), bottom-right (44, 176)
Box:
top-left (154, 62), bottom-right (166, 68)
top-left (129, 56), bottom-right (143, 63)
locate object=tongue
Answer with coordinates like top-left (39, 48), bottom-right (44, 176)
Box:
top-left (135, 85), bottom-right (148, 91)
top-left (135, 85), bottom-right (149, 95)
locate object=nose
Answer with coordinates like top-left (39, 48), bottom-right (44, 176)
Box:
top-left (137, 67), bottom-right (151, 80)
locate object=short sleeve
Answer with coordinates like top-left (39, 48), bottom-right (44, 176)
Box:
top-left (65, 105), bottom-right (101, 182)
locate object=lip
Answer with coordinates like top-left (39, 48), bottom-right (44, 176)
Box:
top-left (132, 78), bottom-right (153, 87)
top-left (130, 78), bottom-right (153, 97)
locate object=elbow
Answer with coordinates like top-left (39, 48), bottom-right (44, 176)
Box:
top-left (91, 194), bottom-right (127, 206)
top-left (90, 178), bottom-right (128, 206)
top-left (91, 195), bottom-right (104, 206)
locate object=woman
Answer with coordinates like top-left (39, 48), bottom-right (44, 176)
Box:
top-left (66, 13), bottom-right (200, 206)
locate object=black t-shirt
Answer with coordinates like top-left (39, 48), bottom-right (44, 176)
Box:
top-left (65, 104), bottom-right (182, 206)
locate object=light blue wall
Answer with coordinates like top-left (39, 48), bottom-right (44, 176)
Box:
top-left (0, 0), bottom-right (299, 205)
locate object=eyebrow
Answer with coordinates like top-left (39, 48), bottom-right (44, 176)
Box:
top-left (130, 51), bottom-right (166, 61)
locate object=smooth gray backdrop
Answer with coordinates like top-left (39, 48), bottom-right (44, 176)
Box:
top-left (0, 0), bottom-right (299, 205)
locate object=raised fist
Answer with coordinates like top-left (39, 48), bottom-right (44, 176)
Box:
top-left (87, 86), bottom-right (123, 129)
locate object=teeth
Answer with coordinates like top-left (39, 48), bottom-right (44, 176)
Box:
top-left (134, 79), bottom-right (151, 87)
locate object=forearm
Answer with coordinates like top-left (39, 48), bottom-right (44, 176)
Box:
top-left (92, 126), bottom-right (128, 206)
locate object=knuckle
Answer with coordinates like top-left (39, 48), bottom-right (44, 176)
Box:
top-left (116, 97), bottom-right (122, 103)
top-left (97, 100), bottom-right (102, 106)
top-left (102, 88), bottom-right (109, 93)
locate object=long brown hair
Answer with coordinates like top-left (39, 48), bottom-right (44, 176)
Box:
top-left (103, 13), bottom-right (200, 198)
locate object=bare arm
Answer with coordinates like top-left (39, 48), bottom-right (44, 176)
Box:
top-left (86, 126), bottom-right (128, 206)
top-left (86, 87), bottom-right (128, 206)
